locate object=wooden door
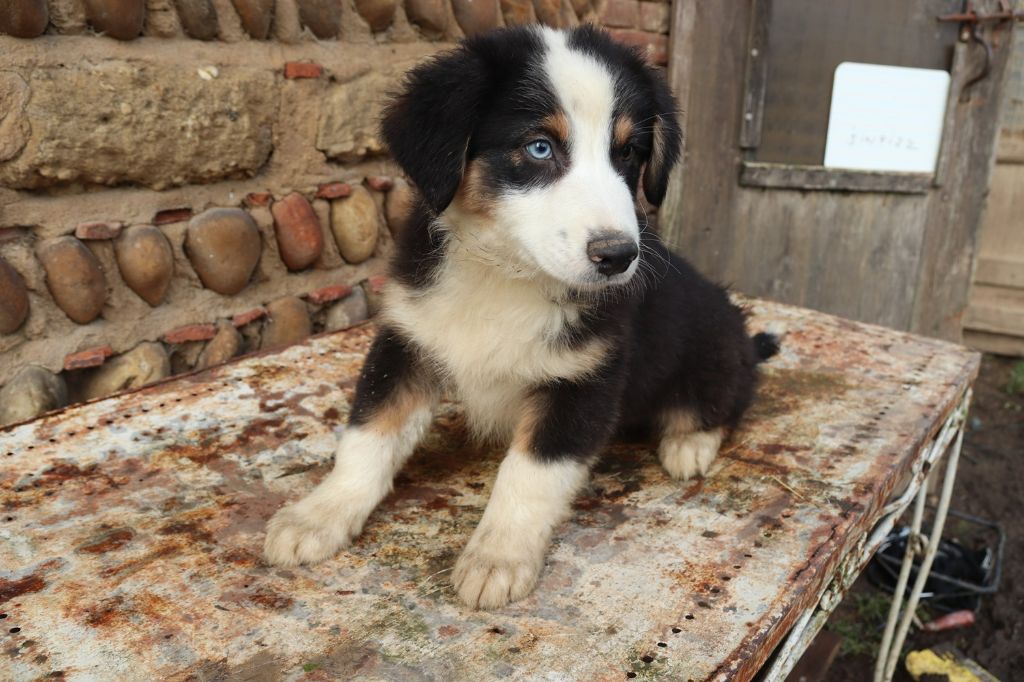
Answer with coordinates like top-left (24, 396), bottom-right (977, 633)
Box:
top-left (661, 0), bottom-right (1018, 341)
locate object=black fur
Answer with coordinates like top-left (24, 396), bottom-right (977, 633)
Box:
top-left (348, 329), bottom-right (422, 426)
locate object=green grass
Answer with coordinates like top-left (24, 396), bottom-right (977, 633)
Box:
top-left (1007, 361), bottom-right (1024, 396)
top-left (828, 592), bottom-right (892, 657)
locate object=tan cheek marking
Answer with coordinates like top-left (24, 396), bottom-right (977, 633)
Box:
top-left (614, 115), bottom-right (635, 148)
top-left (453, 159), bottom-right (496, 217)
top-left (542, 111), bottom-right (571, 146)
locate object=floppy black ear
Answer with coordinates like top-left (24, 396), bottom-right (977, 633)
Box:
top-left (381, 47), bottom-right (490, 214)
top-left (641, 68), bottom-right (682, 206)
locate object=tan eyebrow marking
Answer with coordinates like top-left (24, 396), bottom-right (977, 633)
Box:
top-left (541, 111), bottom-right (570, 145)
top-left (614, 115), bottom-right (635, 147)
top-left (454, 159), bottom-right (495, 217)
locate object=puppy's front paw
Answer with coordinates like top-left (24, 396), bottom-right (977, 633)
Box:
top-left (263, 502), bottom-right (359, 567)
top-left (659, 429), bottom-right (723, 481)
top-left (452, 544), bottom-right (543, 609)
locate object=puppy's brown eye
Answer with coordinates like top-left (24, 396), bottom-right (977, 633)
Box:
top-left (619, 143), bottom-right (634, 161)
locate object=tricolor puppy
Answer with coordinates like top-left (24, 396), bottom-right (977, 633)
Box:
top-left (264, 25), bottom-right (778, 609)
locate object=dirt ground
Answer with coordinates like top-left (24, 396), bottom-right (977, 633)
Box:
top-left (824, 354), bottom-right (1024, 681)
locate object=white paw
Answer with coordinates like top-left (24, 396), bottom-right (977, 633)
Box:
top-left (659, 429), bottom-right (723, 481)
top-left (452, 543), bottom-right (543, 609)
top-left (263, 500), bottom-right (364, 567)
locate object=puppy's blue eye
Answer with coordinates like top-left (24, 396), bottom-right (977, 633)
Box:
top-left (525, 139), bottom-right (553, 160)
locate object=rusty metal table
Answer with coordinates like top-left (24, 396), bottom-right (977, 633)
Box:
top-left (0, 299), bottom-right (979, 682)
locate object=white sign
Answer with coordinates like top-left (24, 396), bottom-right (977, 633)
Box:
top-left (824, 62), bottom-right (950, 173)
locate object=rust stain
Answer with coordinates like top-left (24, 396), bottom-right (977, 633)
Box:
top-left (0, 574), bottom-right (45, 604)
top-left (84, 595), bottom-right (127, 627)
top-left (77, 527), bottom-right (135, 554)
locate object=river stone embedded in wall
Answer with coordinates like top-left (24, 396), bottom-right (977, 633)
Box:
top-left (262, 296), bottom-right (311, 349)
top-left (353, 0), bottom-right (395, 32)
top-left (500, 0), bottom-right (535, 25)
top-left (231, 0), bottom-right (274, 38)
top-left (76, 342), bottom-right (170, 401)
top-left (0, 256), bottom-right (29, 334)
top-left (84, 0), bottom-right (147, 39)
top-left (174, 0), bottom-right (219, 39)
top-left (197, 324), bottom-right (241, 369)
top-left (317, 70), bottom-right (403, 162)
top-left (330, 185), bottom-right (380, 264)
top-left (325, 287), bottom-right (369, 331)
top-left (531, 0), bottom-right (559, 25)
top-left (185, 208), bottom-right (261, 295)
top-left (37, 236), bottom-right (108, 325)
top-left (297, 0), bottom-right (341, 37)
top-left (451, 0), bottom-right (501, 36)
top-left (0, 366), bottom-right (68, 427)
top-left (115, 225), bottom-right (175, 306)
top-left (405, 0), bottom-right (447, 35)
top-left (558, 0), bottom-right (578, 26)
top-left (0, 63), bottom-right (276, 190)
top-left (271, 192), bottom-right (325, 271)
top-left (384, 177), bottom-right (415, 236)
top-left (0, 0), bottom-right (49, 38)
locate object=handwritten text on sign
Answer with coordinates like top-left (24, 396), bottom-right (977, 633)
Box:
top-left (824, 63), bottom-right (950, 173)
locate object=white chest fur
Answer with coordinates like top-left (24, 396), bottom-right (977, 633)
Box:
top-left (381, 258), bottom-right (607, 440)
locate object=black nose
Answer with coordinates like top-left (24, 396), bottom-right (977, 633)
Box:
top-left (587, 236), bottom-right (638, 276)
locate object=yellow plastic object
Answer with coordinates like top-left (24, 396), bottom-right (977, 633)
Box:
top-left (905, 648), bottom-right (1000, 682)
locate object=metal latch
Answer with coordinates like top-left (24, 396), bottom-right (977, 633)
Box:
top-left (937, 1), bottom-right (1022, 101)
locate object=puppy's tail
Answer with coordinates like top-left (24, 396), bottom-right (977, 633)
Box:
top-left (752, 332), bottom-right (780, 362)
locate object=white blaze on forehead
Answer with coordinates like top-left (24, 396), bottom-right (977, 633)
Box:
top-left (539, 27), bottom-right (617, 152)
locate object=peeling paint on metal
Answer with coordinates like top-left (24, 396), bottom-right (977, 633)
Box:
top-left (0, 302), bottom-right (979, 681)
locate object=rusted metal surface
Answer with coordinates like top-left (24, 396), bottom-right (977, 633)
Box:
top-left (0, 300), bottom-right (979, 681)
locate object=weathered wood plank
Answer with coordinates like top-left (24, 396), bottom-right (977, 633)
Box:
top-left (739, 0), bottom-right (772, 149)
top-left (965, 283), bottom-right (1024, 336)
top-left (995, 22), bottom-right (1024, 162)
top-left (974, 256), bottom-right (1024, 289)
top-left (913, 18), bottom-right (1019, 340)
top-left (964, 329), bottom-right (1024, 355)
top-left (739, 162), bottom-right (932, 193)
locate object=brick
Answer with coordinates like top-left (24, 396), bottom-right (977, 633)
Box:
top-left (637, 1), bottom-right (670, 33)
top-left (366, 274), bottom-right (388, 293)
top-left (284, 62), bottom-right (324, 79)
top-left (608, 29), bottom-right (669, 66)
top-left (0, 227), bottom-right (29, 242)
top-left (153, 208), bottom-right (193, 225)
top-left (365, 176), bottom-right (394, 192)
top-left (163, 323), bottom-right (218, 344)
top-left (64, 345), bottom-right (113, 371)
top-left (232, 307), bottom-right (267, 327)
top-left (244, 192), bottom-right (273, 207)
top-left (316, 182), bottom-right (353, 200)
top-left (601, 0), bottom-right (639, 28)
top-left (307, 284), bottom-right (354, 304)
top-left (75, 221), bottom-right (123, 240)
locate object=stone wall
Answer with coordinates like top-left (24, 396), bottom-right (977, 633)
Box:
top-left (0, 0), bottom-right (672, 426)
